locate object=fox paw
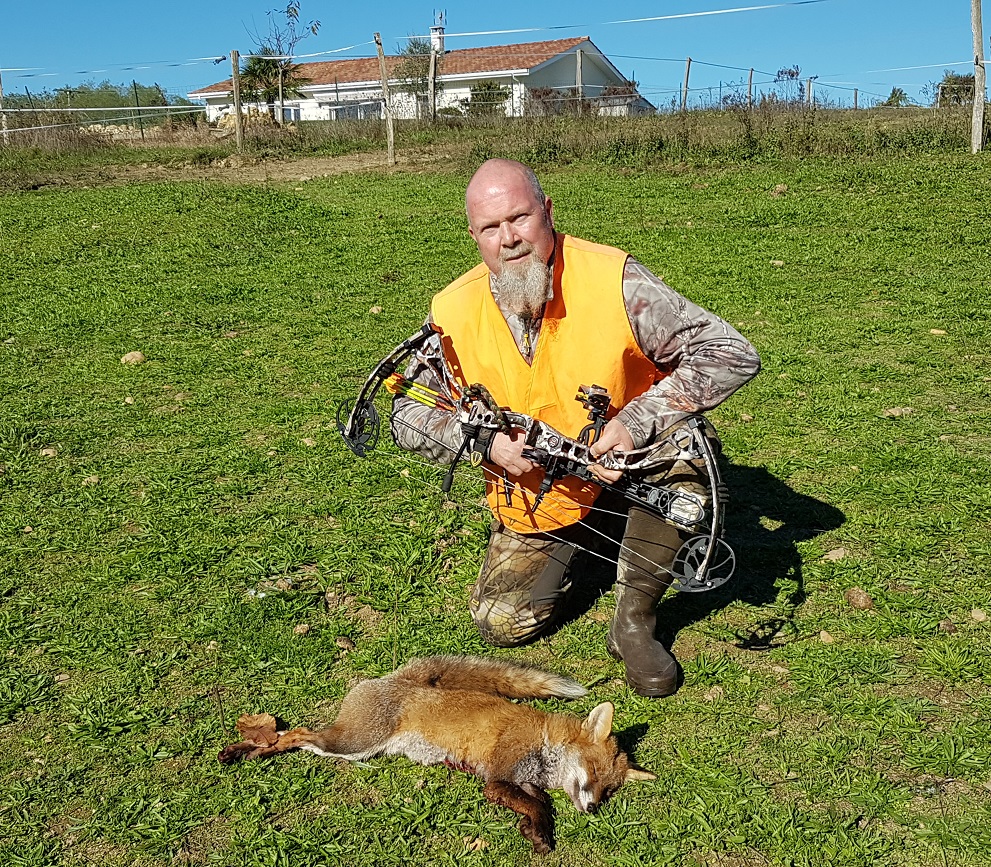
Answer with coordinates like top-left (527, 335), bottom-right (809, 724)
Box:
top-left (519, 815), bottom-right (554, 854)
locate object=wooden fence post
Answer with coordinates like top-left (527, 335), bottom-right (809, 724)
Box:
top-left (374, 32), bottom-right (396, 166)
top-left (576, 48), bottom-right (583, 116)
top-left (972, 0), bottom-right (986, 153)
top-left (230, 50), bottom-right (244, 153)
top-left (428, 49), bottom-right (437, 122)
top-left (681, 57), bottom-right (692, 112)
top-left (0, 67), bottom-right (9, 146)
top-left (132, 80), bottom-right (145, 142)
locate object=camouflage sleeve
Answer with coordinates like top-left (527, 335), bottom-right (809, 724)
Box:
top-left (615, 258), bottom-right (762, 447)
top-left (388, 320), bottom-right (463, 464)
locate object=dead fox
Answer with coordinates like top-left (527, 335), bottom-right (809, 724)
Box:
top-left (218, 655), bottom-right (654, 853)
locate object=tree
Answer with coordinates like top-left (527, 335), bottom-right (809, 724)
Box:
top-left (880, 87), bottom-right (910, 107)
top-left (932, 69), bottom-right (976, 106)
top-left (242, 1), bottom-right (320, 122)
top-left (462, 81), bottom-right (510, 118)
top-left (773, 65), bottom-right (804, 105)
top-left (394, 36), bottom-right (440, 119)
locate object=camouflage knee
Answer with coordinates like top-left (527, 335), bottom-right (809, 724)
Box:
top-left (469, 522), bottom-right (575, 647)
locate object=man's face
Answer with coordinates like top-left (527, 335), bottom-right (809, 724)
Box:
top-left (466, 170), bottom-right (555, 278)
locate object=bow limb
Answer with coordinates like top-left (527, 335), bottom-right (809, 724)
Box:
top-left (336, 323), bottom-right (445, 457)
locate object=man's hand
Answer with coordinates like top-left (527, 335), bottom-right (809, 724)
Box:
top-left (588, 419), bottom-right (634, 484)
top-left (489, 429), bottom-right (537, 477)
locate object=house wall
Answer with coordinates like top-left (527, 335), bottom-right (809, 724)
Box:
top-left (191, 49), bottom-right (649, 123)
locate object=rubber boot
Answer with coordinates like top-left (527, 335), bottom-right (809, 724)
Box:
top-left (606, 510), bottom-right (682, 697)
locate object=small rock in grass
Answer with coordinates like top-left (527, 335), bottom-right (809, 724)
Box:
top-left (844, 587), bottom-right (874, 610)
top-left (823, 547), bottom-right (847, 561)
top-left (770, 665), bottom-right (789, 675)
top-left (740, 413), bottom-right (754, 423)
top-left (972, 609), bottom-right (988, 623)
top-left (772, 183), bottom-right (788, 195)
top-left (335, 636), bottom-right (356, 652)
top-left (22, 526), bottom-right (33, 534)
top-left (4, 337), bottom-right (15, 345)
top-left (929, 329), bottom-right (947, 335)
top-left (82, 475), bottom-right (100, 487)
top-left (293, 623), bottom-right (311, 636)
top-left (369, 305), bottom-right (383, 314)
top-left (770, 260), bottom-right (785, 267)
top-left (223, 331), bottom-right (239, 338)
top-left (301, 437), bottom-right (317, 448)
top-left (819, 630), bottom-right (835, 644)
top-left (463, 838), bottom-right (489, 852)
top-left (938, 619), bottom-right (957, 633)
top-left (880, 406), bottom-right (914, 418)
top-left (702, 686), bottom-right (724, 701)
top-left (54, 673), bottom-right (70, 684)
top-left (120, 351), bottom-right (146, 365)
top-left (124, 396), bottom-right (135, 405)
top-left (39, 447), bottom-right (58, 458)
top-left (205, 640), bottom-right (220, 651)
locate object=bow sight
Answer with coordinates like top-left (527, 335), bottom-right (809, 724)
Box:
top-left (337, 324), bottom-right (736, 593)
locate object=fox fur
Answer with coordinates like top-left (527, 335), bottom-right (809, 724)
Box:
top-left (218, 655), bottom-right (654, 853)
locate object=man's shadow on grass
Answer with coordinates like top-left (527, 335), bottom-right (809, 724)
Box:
top-left (561, 460), bottom-right (845, 657)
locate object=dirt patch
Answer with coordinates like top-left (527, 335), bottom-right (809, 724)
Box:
top-left (21, 144), bottom-right (463, 191)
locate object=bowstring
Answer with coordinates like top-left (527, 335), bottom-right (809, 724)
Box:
top-left (365, 410), bottom-right (686, 583)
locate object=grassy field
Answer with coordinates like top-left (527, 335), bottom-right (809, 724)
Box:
top-left (1, 153), bottom-right (990, 866)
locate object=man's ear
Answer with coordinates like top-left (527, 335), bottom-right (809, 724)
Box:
top-left (544, 196), bottom-right (554, 228)
top-left (581, 702), bottom-right (614, 743)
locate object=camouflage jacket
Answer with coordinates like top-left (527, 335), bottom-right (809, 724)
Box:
top-left (390, 256), bottom-right (761, 463)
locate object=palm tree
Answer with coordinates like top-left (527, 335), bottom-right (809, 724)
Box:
top-left (239, 46), bottom-right (311, 123)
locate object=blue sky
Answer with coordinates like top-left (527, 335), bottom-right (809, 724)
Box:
top-left (1, 1), bottom-right (986, 107)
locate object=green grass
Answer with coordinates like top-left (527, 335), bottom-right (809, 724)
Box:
top-left (1, 153), bottom-right (990, 866)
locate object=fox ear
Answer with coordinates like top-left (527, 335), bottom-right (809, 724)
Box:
top-left (582, 702), bottom-right (614, 742)
top-left (625, 766), bottom-right (657, 782)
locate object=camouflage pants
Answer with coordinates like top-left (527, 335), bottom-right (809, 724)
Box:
top-left (469, 419), bottom-right (718, 647)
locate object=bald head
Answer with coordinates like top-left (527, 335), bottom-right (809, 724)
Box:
top-left (466, 159), bottom-right (546, 215)
top-left (465, 159), bottom-right (556, 279)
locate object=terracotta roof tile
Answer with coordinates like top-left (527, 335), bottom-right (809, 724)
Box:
top-left (190, 36), bottom-right (590, 96)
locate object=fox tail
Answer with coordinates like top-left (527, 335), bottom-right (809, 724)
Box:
top-left (392, 655), bottom-right (587, 700)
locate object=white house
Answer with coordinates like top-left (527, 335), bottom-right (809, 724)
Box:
top-left (188, 32), bottom-right (654, 122)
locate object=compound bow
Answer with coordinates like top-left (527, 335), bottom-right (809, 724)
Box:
top-left (337, 324), bottom-right (735, 592)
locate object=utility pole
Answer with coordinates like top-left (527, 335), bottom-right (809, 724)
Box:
top-left (374, 32), bottom-right (395, 166)
top-left (278, 66), bottom-right (285, 126)
top-left (806, 77), bottom-right (813, 107)
top-left (972, 0), bottom-right (986, 153)
top-left (681, 57), bottom-right (692, 112)
top-left (747, 68), bottom-right (754, 108)
top-left (230, 50), bottom-right (244, 153)
top-left (853, 88), bottom-right (858, 110)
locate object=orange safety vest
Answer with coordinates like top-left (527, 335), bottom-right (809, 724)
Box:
top-left (431, 234), bottom-right (659, 534)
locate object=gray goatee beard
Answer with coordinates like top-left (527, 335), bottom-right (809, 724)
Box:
top-left (490, 248), bottom-right (552, 320)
